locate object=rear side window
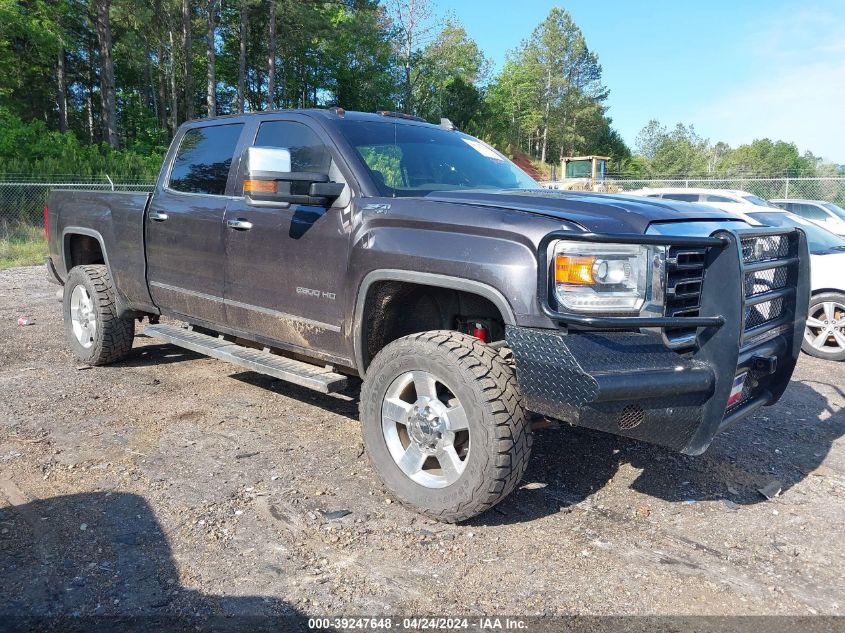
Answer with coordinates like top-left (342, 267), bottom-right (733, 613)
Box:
top-left (254, 121), bottom-right (332, 173)
top-left (169, 124), bottom-right (244, 195)
top-left (662, 193), bottom-right (700, 202)
top-left (703, 194), bottom-right (735, 203)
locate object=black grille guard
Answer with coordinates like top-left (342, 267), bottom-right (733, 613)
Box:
top-left (514, 225), bottom-right (811, 454)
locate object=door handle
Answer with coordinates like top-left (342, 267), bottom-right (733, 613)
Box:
top-left (227, 219), bottom-right (254, 231)
top-left (149, 211), bottom-right (168, 222)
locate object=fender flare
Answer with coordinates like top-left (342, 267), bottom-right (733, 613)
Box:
top-left (61, 226), bottom-right (141, 318)
top-left (61, 226), bottom-right (110, 277)
top-left (352, 269), bottom-right (517, 375)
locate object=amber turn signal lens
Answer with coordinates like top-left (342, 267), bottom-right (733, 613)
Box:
top-left (555, 255), bottom-right (595, 285)
top-left (244, 179), bottom-right (276, 193)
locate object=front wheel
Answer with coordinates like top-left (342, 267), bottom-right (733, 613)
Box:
top-left (802, 292), bottom-right (845, 361)
top-left (360, 331), bottom-right (532, 522)
top-left (63, 265), bottom-right (135, 366)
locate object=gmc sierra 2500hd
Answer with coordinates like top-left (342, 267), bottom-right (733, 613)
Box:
top-left (46, 109), bottom-right (810, 522)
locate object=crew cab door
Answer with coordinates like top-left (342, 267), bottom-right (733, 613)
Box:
top-left (222, 117), bottom-right (353, 364)
top-left (145, 122), bottom-right (244, 326)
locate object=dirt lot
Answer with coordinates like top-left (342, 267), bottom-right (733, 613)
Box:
top-left (1, 265), bottom-right (844, 619)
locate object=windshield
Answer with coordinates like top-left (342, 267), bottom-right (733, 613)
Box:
top-left (338, 120), bottom-right (539, 197)
top-left (742, 194), bottom-right (779, 208)
top-left (747, 211), bottom-right (845, 253)
top-left (822, 202), bottom-right (845, 221)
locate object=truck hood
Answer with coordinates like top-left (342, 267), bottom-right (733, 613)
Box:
top-left (425, 189), bottom-right (741, 234)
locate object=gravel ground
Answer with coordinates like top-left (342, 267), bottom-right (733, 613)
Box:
top-left (1, 265), bottom-right (844, 618)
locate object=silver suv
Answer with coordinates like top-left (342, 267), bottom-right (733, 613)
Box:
top-left (771, 199), bottom-right (845, 236)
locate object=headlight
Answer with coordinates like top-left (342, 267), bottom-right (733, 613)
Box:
top-left (552, 241), bottom-right (666, 313)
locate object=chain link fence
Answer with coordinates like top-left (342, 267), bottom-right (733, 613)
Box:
top-left (542, 176), bottom-right (845, 205)
top-left (0, 178), bottom-right (154, 240)
top-left (3, 175), bottom-right (845, 239)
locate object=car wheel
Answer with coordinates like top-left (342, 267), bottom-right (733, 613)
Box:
top-left (63, 265), bottom-right (135, 366)
top-left (360, 331), bottom-right (532, 523)
top-left (802, 292), bottom-right (845, 361)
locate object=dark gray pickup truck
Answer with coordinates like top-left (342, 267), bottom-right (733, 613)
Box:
top-left (46, 109), bottom-right (810, 521)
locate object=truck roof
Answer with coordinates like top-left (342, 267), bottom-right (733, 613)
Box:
top-left (181, 108), bottom-right (444, 129)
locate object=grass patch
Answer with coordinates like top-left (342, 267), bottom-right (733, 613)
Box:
top-left (0, 225), bottom-right (47, 269)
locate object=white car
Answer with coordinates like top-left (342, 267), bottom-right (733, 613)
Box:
top-left (630, 187), bottom-right (781, 213)
top-left (740, 209), bottom-right (845, 361)
top-left (770, 199), bottom-right (845, 237)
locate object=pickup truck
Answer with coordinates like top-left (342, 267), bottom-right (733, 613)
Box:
top-left (46, 109), bottom-right (810, 522)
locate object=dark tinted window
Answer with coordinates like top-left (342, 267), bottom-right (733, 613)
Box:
top-left (703, 194), bottom-right (734, 203)
top-left (662, 193), bottom-right (700, 202)
top-left (169, 124), bottom-right (243, 195)
top-left (255, 121), bottom-right (332, 173)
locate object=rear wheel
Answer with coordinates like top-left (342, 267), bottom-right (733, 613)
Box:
top-left (360, 331), bottom-right (531, 522)
top-left (63, 265), bottom-right (135, 366)
top-left (802, 292), bottom-right (845, 361)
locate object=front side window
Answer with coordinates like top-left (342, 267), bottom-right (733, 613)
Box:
top-left (255, 121), bottom-right (332, 173)
top-left (821, 202), bottom-right (845, 221)
top-left (703, 194), bottom-right (735, 203)
top-left (169, 124), bottom-right (244, 195)
top-left (339, 120), bottom-right (538, 197)
top-left (742, 194), bottom-right (778, 208)
top-left (794, 203), bottom-right (829, 220)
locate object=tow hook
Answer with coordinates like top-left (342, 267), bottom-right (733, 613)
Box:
top-left (751, 355), bottom-right (778, 375)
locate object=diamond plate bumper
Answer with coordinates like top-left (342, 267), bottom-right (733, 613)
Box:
top-left (506, 327), bottom-right (717, 452)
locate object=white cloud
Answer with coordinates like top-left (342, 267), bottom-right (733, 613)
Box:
top-left (690, 6), bottom-right (845, 163)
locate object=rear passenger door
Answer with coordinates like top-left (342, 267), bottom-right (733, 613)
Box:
top-left (146, 122), bottom-right (244, 326)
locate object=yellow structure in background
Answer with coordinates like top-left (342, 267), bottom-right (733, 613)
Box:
top-left (558, 155), bottom-right (610, 191)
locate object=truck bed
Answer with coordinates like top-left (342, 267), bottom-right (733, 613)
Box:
top-left (47, 189), bottom-right (155, 312)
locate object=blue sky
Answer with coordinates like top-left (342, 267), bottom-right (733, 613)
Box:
top-left (433, 0), bottom-right (845, 163)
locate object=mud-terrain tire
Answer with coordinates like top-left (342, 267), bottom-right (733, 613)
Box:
top-left (360, 330), bottom-right (532, 522)
top-left (802, 292), bottom-right (845, 361)
top-left (63, 265), bottom-right (135, 366)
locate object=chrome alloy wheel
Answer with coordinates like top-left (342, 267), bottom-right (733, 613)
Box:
top-left (70, 284), bottom-right (97, 349)
top-left (805, 300), bottom-right (845, 354)
top-left (381, 370), bottom-right (471, 488)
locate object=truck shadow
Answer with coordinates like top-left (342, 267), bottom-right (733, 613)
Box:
top-left (229, 371), bottom-right (361, 421)
top-left (0, 491), bottom-right (313, 631)
top-left (113, 341), bottom-right (205, 368)
top-left (473, 378), bottom-right (845, 526)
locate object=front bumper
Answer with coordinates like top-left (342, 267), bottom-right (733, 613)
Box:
top-left (509, 227), bottom-right (810, 455)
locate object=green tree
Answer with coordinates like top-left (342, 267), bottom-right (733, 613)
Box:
top-left (651, 123), bottom-right (709, 176)
top-left (720, 139), bottom-right (816, 177)
top-left (484, 7), bottom-right (625, 168)
top-left (412, 19), bottom-right (490, 127)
